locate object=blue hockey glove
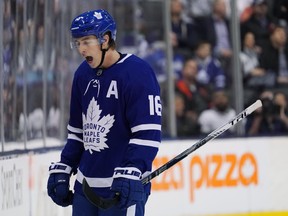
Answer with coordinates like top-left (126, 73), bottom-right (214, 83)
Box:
top-left (47, 162), bottom-right (74, 207)
top-left (110, 167), bottom-right (145, 209)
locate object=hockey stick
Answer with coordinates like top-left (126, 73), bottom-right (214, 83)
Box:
top-left (83, 99), bottom-right (262, 209)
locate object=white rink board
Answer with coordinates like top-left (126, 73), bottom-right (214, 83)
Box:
top-left (0, 155), bottom-right (30, 215)
top-left (145, 136), bottom-right (288, 216)
top-left (0, 136), bottom-right (288, 216)
top-left (0, 151), bottom-right (72, 216)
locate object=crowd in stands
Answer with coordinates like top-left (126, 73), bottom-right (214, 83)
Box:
top-left (2, 0), bottom-right (288, 142)
top-left (2, 0), bottom-right (74, 141)
top-left (142, 0), bottom-right (288, 138)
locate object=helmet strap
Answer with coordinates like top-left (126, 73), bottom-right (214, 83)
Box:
top-left (97, 44), bottom-right (109, 69)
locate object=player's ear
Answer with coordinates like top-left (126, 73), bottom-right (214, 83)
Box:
top-left (102, 34), bottom-right (110, 49)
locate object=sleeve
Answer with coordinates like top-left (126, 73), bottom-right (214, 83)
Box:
top-left (121, 62), bottom-right (162, 174)
top-left (60, 72), bottom-right (84, 170)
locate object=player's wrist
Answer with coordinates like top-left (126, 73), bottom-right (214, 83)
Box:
top-left (49, 162), bottom-right (73, 175)
top-left (113, 167), bottom-right (142, 180)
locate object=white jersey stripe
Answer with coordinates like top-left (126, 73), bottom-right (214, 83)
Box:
top-left (131, 124), bottom-right (161, 133)
top-left (68, 133), bottom-right (83, 143)
top-left (67, 124), bottom-right (83, 133)
top-left (76, 169), bottom-right (113, 188)
top-left (129, 138), bottom-right (160, 148)
top-left (117, 53), bottom-right (132, 64)
top-left (127, 204), bottom-right (136, 216)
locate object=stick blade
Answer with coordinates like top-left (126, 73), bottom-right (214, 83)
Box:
top-left (82, 178), bottom-right (119, 210)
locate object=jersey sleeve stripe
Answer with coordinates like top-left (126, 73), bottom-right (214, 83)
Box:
top-left (68, 133), bottom-right (83, 143)
top-left (129, 138), bottom-right (160, 148)
top-left (131, 124), bottom-right (161, 133)
top-left (67, 124), bottom-right (83, 133)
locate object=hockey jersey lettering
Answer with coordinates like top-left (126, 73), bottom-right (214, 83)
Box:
top-left (106, 80), bottom-right (118, 98)
top-left (60, 53), bottom-right (161, 198)
top-left (83, 136), bottom-right (100, 144)
top-left (83, 123), bottom-right (106, 132)
top-left (82, 97), bottom-right (115, 153)
top-left (114, 170), bottom-right (141, 178)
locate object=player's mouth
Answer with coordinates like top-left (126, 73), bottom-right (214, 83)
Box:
top-left (86, 56), bottom-right (93, 64)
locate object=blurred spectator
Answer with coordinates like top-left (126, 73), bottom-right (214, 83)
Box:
top-left (3, 0), bottom-right (16, 141)
top-left (185, 0), bottom-right (214, 18)
top-left (175, 58), bottom-right (209, 114)
top-left (274, 91), bottom-right (288, 127)
top-left (17, 29), bottom-right (26, 74)
top-left (47, 105), bottom-right (60, 136)
top-left (33, 25), bottom-right (45, 72)
top-left (194, 41), bottom-right (227, 90)
top-left (217, 0), bottom-right (256, 22)
top-left (259, 25), bottom-right (288, 87)
top-left (246, 90), bottom-right (288, 135)
top-left (33, 25), bottom-right (56, 74)
top-left (143, 41), bottom-right (185, 82)
top-left (272, 0), bottom-right (288, 27)
top-left (198, 90), bottom-right (236, 135)
top-left (198, 0), bottom-right (232, 75)
top-left (18, 108), bottom-right (44, 139)
top-left (241, 0), bottom-right (278, 49)
top-left (3, 0), bottom-right (15, 81)
top-left (170, 0), bottom-right (201, 58)
top-left (239, 31), bottom-right (269, 89)
top-left (174, 93), bottom-right (201, 137)
top-left (237, 0), bottom-right (254, 23)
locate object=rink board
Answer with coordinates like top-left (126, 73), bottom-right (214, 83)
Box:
top-left (0, 136), bottom-right (288, 216)
top-left (146, 136), bottom-right (288, 216)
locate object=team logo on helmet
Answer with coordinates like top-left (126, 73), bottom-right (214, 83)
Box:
top-left (93, 12), bottom-right (103, 19)
top-left (70, 9), bottom-right (116, 40)
top-left (75, 16), bottom-right (83, 21)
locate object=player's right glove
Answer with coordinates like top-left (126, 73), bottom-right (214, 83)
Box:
top-left (47, 162), bottom-right (74, 207)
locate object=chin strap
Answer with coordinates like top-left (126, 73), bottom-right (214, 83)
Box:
top-left (96, 44), bottom-right (109, 69)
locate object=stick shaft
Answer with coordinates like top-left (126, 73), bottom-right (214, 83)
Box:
top-left (83, 100), bottom-right (262, 209)
top-left (141, 99), bottom-right (262, 184)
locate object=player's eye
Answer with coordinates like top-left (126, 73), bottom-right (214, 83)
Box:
top-left (70, 38), bottom-right (99, 49)
top-left (82, 40), bottom-right (90, 46)
top-left (84, 38), bottom-right (99, 46)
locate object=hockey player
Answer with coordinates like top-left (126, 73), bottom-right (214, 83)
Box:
top-left (47, 9), bottom-right (162, 216)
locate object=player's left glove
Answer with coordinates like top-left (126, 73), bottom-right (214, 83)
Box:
top-left (47, 162), bottom-right (74, 207)
top-left (110, 167), bottom-right (145, 210)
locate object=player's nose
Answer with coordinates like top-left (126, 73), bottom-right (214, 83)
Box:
top-left (78, 46), bottom-right (86, 56)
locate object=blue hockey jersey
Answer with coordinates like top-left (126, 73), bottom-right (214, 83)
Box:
top-left (60, 53), bottom-right (162, 198)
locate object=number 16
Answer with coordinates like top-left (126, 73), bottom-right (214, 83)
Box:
top-left (148, 95), bottom-right (162, 116)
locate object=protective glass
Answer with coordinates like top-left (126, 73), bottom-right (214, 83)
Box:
top-left (70, 37), bottom-right (100, 49)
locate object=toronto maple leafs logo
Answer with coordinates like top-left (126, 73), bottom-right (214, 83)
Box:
top-left (94, 12), bottom-right (103, 19)
top-left (75, 16), bottom-right (83, 21)
top-left (83, 97), bottom-right (115, 153)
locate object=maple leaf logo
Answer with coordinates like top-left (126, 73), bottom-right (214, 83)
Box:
top-left (94, 12), bottom-right (103, 19)
top-left (82, 97), bottom-right (115, 154)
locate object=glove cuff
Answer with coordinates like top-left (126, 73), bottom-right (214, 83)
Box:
top-left (49, 162), bottom-right (72, 174)
top-left (113, 167), bottom-right (142, 180)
